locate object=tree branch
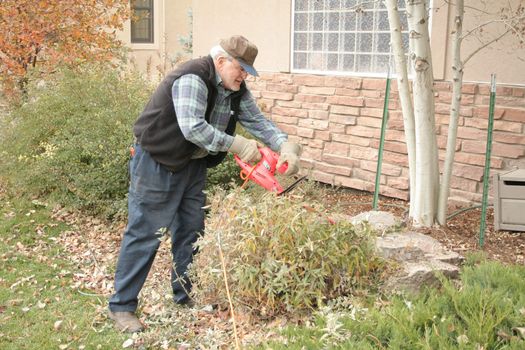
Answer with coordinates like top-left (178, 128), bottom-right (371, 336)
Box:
top-left (464, 29), bottom-right (511, 64)
top-left (461, 18), bottom-right (510, 40)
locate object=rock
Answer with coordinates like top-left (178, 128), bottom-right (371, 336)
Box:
top-left (382, 260), bottom-right (460, 293)
top-left (376, 231), bottom-right (464, 264)
top-left (375, 231), bottom-right (464, 293)
top-left (349, 210), bottom-right (401, 234)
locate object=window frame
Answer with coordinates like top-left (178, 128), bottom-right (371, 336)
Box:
top-left (290, 0), bottom-right (419, 77)
top-left (131, 0), bottom-right (154, 44)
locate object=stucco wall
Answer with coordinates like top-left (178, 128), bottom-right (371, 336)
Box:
top-left (121, 1), bottom-right (525, 85)
top-left (118, 0), bottom-right (192, 80)
top-left (192, 0), bottom-right (525, 85)
top-left (443, 0), bottom-right (525, 85)
top-left (192, 0), bottom-right (291, 73)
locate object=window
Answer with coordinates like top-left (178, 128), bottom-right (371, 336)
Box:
top-left (131, 0), bottom-right (154, 43)
top-left (292, 0), bottom-right (410, 75)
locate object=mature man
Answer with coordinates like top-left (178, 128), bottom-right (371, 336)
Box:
top-left (108, 35), bottom-right (301, 332)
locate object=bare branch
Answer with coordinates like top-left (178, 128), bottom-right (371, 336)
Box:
top-left (444, 0), bottom-right (500, 16)
top-left (464, 29), bottom-right (511, 64)
top-left (461, 18), bottom-right (508, 40)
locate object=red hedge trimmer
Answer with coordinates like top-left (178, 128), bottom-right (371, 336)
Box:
top-left (234, 147), bottom-right (306, 195)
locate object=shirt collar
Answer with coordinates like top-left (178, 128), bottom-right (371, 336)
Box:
top-left (215, 72), bottom-right (235, 97)
top-left (214, 71), bottom-right (222, 87)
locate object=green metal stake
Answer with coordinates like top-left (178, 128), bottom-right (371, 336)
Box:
top-left (373, 70), bottom-right (391, 210)
top-left (479, 74), bottom-right (496, 247)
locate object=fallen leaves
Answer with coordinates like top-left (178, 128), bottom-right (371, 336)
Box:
top-left (46, 206), bottom-right (269, 347)
top-left (50, 207), bottom-right (121, 297)
top-left (5, 186), bottom-right (523, 348)
top-left (54, 320), bottom-right (64, 330)
top-left (323, 189), bottom-right (525, 266)
top-left (513, 327), bottom-right (525, 340)
top-left (3, 210), bottom-right (15, 219)
top-left (122, 338), bottom-right (134, 348)
top-left (9, 274), bottom-right (35, 290)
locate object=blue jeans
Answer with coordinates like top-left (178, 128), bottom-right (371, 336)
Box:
top-left (109, 144), bottom-right (207, 312)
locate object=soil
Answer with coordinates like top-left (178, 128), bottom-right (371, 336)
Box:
top-left (320, 186), bottom-right (525, 266)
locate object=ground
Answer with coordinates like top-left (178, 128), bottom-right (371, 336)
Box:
top-left (4, 182), bottom-right (524, 348)
top-left (321, 186), bottom-right (525, 266)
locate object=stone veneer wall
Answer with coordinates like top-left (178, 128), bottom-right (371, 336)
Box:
top-left (247, 73), bottom-right (525, 206)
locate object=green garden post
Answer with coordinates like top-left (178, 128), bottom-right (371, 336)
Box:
top-left (479, 74), bottom-right (496, 247)
top-left (373, 71), bottom-right (391, 210)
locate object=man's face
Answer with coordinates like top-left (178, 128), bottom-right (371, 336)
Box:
top-left (217, 56), bottom-right (248, 91)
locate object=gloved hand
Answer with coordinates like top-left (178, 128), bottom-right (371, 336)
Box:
top-left (228, 135), bottom-right (262, 163)
top-left (277, 141), bottom-right (302, 176)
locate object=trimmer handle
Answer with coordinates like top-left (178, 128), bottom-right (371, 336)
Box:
top-left (234, 147), bottom-right (288, 175)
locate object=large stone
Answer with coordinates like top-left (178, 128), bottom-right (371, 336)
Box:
top-left (382, 260), bottom-right (460, 293)
top-left (339, 213), bottom-right (463, 293)
top-left (350, 210), bottom-right (401, 234)
top-left (376, 231), bottom-right (464, 264)
top-left (375, 231), bottom-right (464, 293)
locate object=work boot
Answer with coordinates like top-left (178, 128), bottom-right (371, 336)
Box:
top-left (176, 298), bottom-right (196, 308)
top-left (174, 295), bottom-right (196, 308)
top-left (108, 311), bottom-right (144, 333)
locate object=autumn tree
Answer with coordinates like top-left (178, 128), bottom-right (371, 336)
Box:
top-left (0, 0), bottom-right (130, 99)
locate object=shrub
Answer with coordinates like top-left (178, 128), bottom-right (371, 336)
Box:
top-left (0, 64), bottom-right (152, 218)
top-left (206, 125), bottom-right (263, 192)
top-left (190, 189), bottom-right (384, 318)
top-left (260, 259), bottom-right (525, 349)
top-left (0, 62), bottom-right (275, 218)
top-left (344, 260), bottom-right (525, 349)
top-left (206, 153), bottom-right (243, 191)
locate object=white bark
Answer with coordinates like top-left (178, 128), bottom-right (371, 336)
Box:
top-left (385, 0), bottom-right (417, 215)
top-left (384, 0), bottom-right (521, 226)
top-left (437, 0), bottom-right (464, 225)
top-left (407, 0), bottom-right (439, 227)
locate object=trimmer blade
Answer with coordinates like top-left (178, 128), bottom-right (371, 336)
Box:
top-left (278, 175), bottom-right (307, 196)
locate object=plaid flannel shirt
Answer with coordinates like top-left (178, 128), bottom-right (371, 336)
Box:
top-left (172, 73), bottom-right (287, 158)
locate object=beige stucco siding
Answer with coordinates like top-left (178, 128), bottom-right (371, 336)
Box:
top-left (441, 0), bottom-right (525, 85)
top-left (118, 0), bottom-right (192, 78)
top-left (192, 0), bottom-right (291, 73)
top-left (192, 0), bottom-right (524, 85)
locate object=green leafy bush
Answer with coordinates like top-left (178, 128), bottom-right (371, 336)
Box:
top-left (190, 189), bottom-right (384, 318)
top-left (206, 124), bottom-right (264, 192)
top-left (0, 64), bottom-right (152, 218)
top-left (0, 62), bottom-right (274, 218)
top-left (206, 153), bottom-right (242, 191)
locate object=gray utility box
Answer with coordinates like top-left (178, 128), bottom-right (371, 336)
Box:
top-left (494, 169), bottom-right (525, 232)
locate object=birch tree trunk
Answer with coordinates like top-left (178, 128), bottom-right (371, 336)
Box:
top-left (437, 0), bottom-right (464, 224)
top-left (406, 0), bottom-right (439, 226)
top-left (385, 0), bottom-right (417, 215)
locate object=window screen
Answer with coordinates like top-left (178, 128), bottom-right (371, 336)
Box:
top-left (131, 0), bottom-right (154, 43)
top-left (292, 0), bottom-right (410, 75)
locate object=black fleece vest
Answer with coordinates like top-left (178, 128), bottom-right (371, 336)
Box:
top-left (133, 55), bottom-right (246, 171)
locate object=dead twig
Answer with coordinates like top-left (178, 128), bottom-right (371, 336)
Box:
top-left (366, 333), bottom-right (386, 349)
top-left (217, 230), bottom-right (241, 350)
